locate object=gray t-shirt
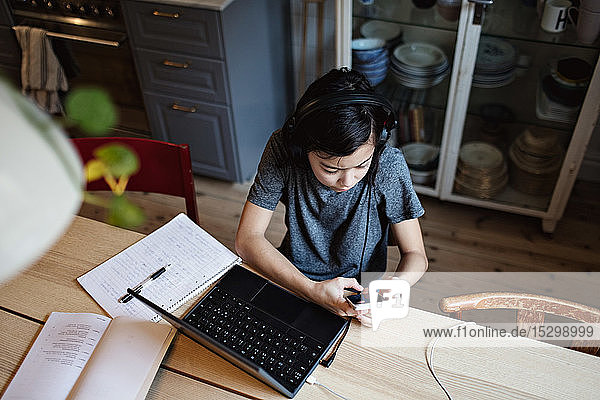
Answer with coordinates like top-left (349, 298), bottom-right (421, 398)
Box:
top-left (247, 130), bottom-right (424, 281)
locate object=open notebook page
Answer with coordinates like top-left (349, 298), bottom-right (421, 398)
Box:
top-left (67, 316), bottom-right (175, 400)
top-left (77, 213), bottom-right (240, 321)
top-left (2, 312), bottom-right (111, 400)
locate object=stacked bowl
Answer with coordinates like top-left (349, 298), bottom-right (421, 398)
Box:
top-left (472, 36), bottom-right (517, 88)
top-left (454, 141), bottom-right (508, 199)
top-left (401, 143), bottom-right (440, 185)
top-left (508, 128), bottom-right (564, 196)
top-left (352, 38), bottom-right (389, 86)
top-left (390, 42), bottom-right (450, 89)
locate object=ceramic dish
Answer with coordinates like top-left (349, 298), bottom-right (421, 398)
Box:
top-left (352, 38), bottom-right (386, 64)
top-left (476, 36), bottom-right (516, 69)
top-left (393, 43), bottom-right (447, 69)
top-left (352, 48), bottom-right (388, 66)
top-left (556, 57), bottom-right (592, 83)
top-left (353, 54), bottom-right (389, 71)
top-left (541, 75), bottom-right (586, 107)
top-left (401, 143), bottom-right (440, 171)
top-left (410, 168), bottom-right (437, 185)
top-left (459, 141), bottom-right (504, 170)
top-left (359, 20), bottom-right (402, 41)
top-left (352, 38), bottom-right (386, 51)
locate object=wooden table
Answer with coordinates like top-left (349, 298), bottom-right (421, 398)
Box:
top-left (1, 216), bottom-right (599, 399)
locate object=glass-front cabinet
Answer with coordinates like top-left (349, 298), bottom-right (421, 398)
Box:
top-left (342, 0), bottom-right (600, 232)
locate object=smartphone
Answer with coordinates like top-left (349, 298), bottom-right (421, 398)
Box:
top-left (344, 288), bottom-right (370, 310)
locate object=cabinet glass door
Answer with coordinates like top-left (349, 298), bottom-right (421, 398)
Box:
top-left (352, 0), bottom-right (462, 196)
top-left (440, 0), bottom-right (599, 223)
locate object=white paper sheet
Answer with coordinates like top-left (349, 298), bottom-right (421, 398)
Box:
top-left (77, 213), bottom-right (240, 321)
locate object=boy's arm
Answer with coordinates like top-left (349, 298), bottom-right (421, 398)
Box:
top-left (386, 218), bottom-right (428, 286)
top-left (235, 201), bottom-right (361, 316)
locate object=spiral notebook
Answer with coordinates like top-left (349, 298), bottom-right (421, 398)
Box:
top-left (78, 213), bottom-right (240, 322)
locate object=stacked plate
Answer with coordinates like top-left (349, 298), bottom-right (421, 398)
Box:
top-left (454, 141), bottom-right (508, 199)
top-left (536, 80), bottom-right (580, 124)
top-left (508, 128), bottom-right (563, 196)
top-left (390, 42), bottom-right (450, 89)
top-left (536, 58), bottom-right (591, 124)
top-left (352, 38), bottom-right (389, 86)
top-left (472, 36), bottom-right (517, 88)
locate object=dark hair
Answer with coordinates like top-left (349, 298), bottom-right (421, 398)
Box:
top-left (282, 68), bottom-right (390, 184)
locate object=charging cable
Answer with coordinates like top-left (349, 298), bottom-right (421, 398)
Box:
top-left (425, 321), bottom-right (476, 400)
top-left (305, 375), bottom-right (353, 400)
top-left (320, 318), bottom-right (351, 368)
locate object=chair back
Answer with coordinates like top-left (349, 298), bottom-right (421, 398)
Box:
top-left (71, 137), bottom-right (199, 224)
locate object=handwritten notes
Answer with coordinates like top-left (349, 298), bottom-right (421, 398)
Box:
top-left (77, 214), bottom-right (240, 321)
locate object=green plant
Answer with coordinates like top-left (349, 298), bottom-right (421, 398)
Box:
top-left (64, 87), bottom-right (145, 229)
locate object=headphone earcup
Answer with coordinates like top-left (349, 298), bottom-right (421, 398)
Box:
top-left (379, 128), bottom-right (389, 144)
top-left (378, 110), bottom-right (396, 145)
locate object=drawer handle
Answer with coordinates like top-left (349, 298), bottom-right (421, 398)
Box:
top-left (171, 103), bottom-right (197, 113)
top-left (163, 59), bottom-right (190, 69)
top-left (152, 10), bottom-right (180, 18)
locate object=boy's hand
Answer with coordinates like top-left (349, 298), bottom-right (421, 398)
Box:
top-left (310, 277), bottom-right (363, 317)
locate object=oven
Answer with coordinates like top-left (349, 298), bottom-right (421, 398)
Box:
top-left (8, 0), bottom-right (150, 136)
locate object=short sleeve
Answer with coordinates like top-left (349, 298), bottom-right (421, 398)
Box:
top-left (377, 146), bottom-right (425, 224)
top-left (246, 131), bottom-right (289, 211)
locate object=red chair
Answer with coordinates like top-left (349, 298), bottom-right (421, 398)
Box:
top-left (71, 137), bottom-right (199, 225)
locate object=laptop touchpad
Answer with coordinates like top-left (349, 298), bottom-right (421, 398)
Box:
top-left (251, 283), bottom-right (305, 325)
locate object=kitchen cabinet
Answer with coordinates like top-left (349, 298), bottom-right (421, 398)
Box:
top-left (342, 0), bottom-right (599, 232)
top-left (0, 0), bottom-right (20, 86)
top-left (121, 0), bottom-right (292, 182)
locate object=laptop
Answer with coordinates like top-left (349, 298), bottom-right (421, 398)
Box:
top-left (128, 264), bottom-right (350, 398)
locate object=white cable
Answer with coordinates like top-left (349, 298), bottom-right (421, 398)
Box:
top-left (425, 321), bottom-right (476, 400)
top-left (305, 321), bottom-right (475, 400)
top-left (306, 375), bottom-right (353, 400)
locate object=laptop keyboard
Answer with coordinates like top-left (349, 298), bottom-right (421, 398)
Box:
top-left (184, 287), bottom-right (326, 393)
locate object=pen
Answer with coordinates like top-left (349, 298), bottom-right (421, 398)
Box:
top-left (118, 264), bottom-right (171, 303)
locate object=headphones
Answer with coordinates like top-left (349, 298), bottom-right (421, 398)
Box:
top-left (286, 91), bottom-right (397, 145)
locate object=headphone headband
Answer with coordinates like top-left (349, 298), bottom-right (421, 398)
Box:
top-left (291, 91), bottom-right (397, 132)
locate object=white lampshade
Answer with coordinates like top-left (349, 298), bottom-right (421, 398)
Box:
top-left (0, 79), bottom-right (83, 283)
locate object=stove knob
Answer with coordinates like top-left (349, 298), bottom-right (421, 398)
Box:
top-left (45, 1), bottom-right (54, 9)
top-left (90, 5), bottom-right (100, 15)
top-left (78, 4), bottom-right (88, 15)
top-left (30, 0), bottom-right (39, 7)
top-left (104, 6), bottom-right (114, 17)
top-left (63, 1), bottom-right (72, 11)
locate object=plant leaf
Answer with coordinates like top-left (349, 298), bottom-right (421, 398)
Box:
top-left (107, 195), bottom-right (145, 229)
top-left (93, 144), bottom-right (139, 177)
top-left (84, 159), bottom-right (106, 182)
top-left (64, 87), bottom-right (117, 135)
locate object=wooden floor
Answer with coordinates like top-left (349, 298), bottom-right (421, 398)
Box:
top-left (77, 176), bottom-right (600, 274)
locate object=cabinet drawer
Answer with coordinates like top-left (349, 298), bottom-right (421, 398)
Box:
top-left (136, 48), bottom-right (229, 104)
top-left (122, 1), bottom-right (223, 59)
top-left (143, 92), bottom-right (238, 181)
top-left (0, 26), bottom-right (21, 67)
